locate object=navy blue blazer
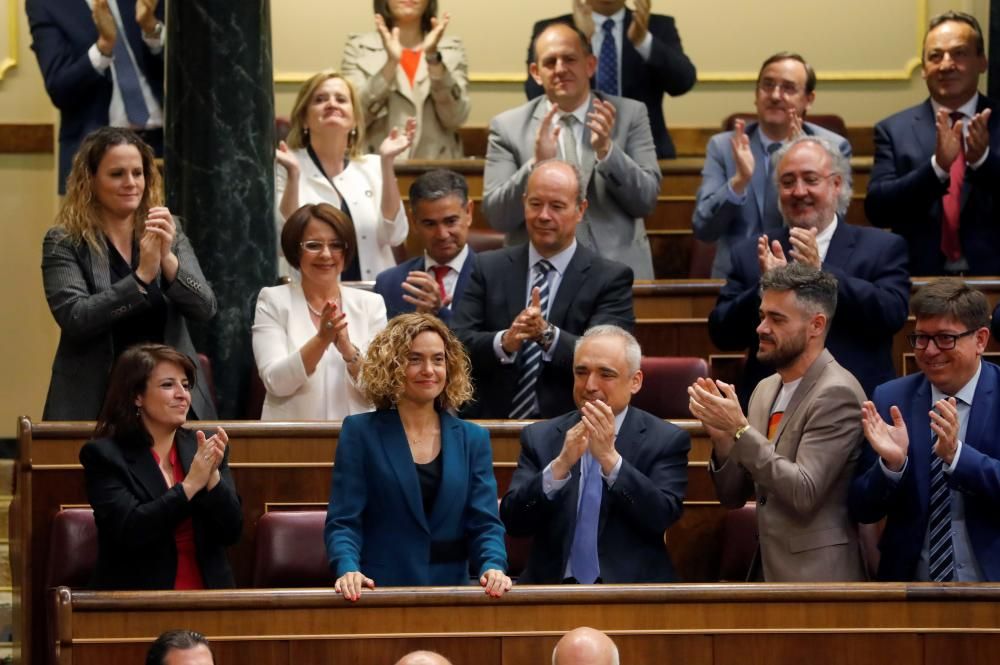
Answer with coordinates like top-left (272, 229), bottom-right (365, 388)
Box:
top-left (325, 410), bottom-right (507, 585)
top-left (524, 10), bottom-right (696, 158)
top-left (500, 407), bottom-right (690, 583)
top-left (372, 249), bottom-right (476, 323)
top-left (849, 362), bottom-right (1000, 581)
top-left (79, 428), bottom-right (242, 590)
top-left (866, 96), bottom-right (1000, 275)
top-left (709, 222), bottom-right (911, 406)
top-left (26, 0), bottom-right (165, 192)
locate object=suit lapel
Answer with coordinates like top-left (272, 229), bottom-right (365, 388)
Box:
top-left (427, 412), bottom-right (461, 530)
top-left (964, 362), bottom-right (996, 463)
top-left (288, 283), bottom-right (321, 349)
top-left (375, 412), bottom-right (429, 532)
top-left (602, 408), bottom-right (644, 531)
top-left (911, 100), bottom-right (938, 161)
top-left (450, 248), bottom-right (476, 308)
top-left (748, 375), bottom-right (781, 435)
top-left (547, 246), bottom-right (590, 327)
top-left (748, 124), bottom-right (769, 226)
top-left (619, 10), bottom-right (640, 96)
top-left (909, 377), bottom-right (934, 512)
top-left (578, 96), bottom-right (598, 188)
top-left (506, 247), bottom-right (530, 323)
top-left (555, 413), bottom-right (583, 560)
top-left (124, 440), bottom-right (168, 500)
top-left (772, 349), bottom-right (832, 452)
top-left (823, 219), bottom-right (855, 269)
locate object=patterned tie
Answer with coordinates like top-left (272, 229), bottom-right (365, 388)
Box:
top-left (568, 452), bottom-right (602, 583)
top-left (941, 111), bottom-right (965, 263)
top-left (508, 260), bottom-right (553, 419)
top-left (111, 6), bottom-right (151, 126)
top-left (430, 265), bottom-right (450, 302)
top-left (597, 20), bottom-right (618, 95)
top-left (560, 115), bottom-right (579, 166)
top-left (928, 448), bottom-right (955, 581)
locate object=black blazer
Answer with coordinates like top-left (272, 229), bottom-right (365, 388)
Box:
top-left (452, 243), bottom-right (635, 419)
top-left (500, 407), bottom-right (690, 583)
top-left (79, 428), bottom-right (242, 590)
top-left (524, 10), bottom-right (696, 158)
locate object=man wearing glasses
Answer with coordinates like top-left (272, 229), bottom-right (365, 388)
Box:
top-left (709, 136), bottom-right (910, 407)
top-left (850, 279), bottom-right (1000, 581)
top-left (693, 53), bottom-right (851, 278)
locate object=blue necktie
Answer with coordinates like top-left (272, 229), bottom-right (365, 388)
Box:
top-left (928, 449), bottom-right (955, 581)
top-left (112, 5), bottom-right (151, 126)
top-left (568, 452), bottom-right (602, 583)
top-left (597, 20), bottom-right (618, 96)
top-left (509, 260), bottom-right (553, 419)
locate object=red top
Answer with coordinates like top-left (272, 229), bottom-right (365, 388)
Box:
top-left (400, 48), bottom-right (421, 86)
top-left (151, 445), bottom-right (205, 590)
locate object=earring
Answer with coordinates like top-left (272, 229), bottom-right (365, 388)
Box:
top-left (303, 127), bottom-right (310, 135)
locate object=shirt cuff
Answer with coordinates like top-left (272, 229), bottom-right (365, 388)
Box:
top-left (944, 440), bottom-right (963, 473)
top-left (493, 331), bottom-right (517, 364)
top-left (879, 456), bottom-right (907, 482)
top-left (726, 181), bottom-right (748, 205)
top-left (633, 32), bottom-right (654, 60)
top-left (142, 24), bottom-right (165, 52)
top-left (542, 461), bottom-right (571, 498)
top-left (89, 43), bottom-right (112, 73)
top-left (600, 454), bottom-right (623, 487)
top-left (969, 148), bottom-right (990, 170)
top-left (930, 155), bottom-right (949, 182)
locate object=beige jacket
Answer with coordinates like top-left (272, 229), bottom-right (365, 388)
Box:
top-left (710, 349), bottom-right (868, 582)
top-left (341, 32), bottom-right (469, 159)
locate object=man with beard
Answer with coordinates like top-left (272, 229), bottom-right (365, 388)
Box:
top-left (689, 263), bottom-right (867, 582)
top-left (708, 136), bottom-right (910, 407)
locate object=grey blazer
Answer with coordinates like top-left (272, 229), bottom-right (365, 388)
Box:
top-left (41, 225), bottom-right (217, 420)
top-left (482, 93), bottom-right (661, 280)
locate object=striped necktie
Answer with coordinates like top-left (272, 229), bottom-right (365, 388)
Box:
top-left (509, 260), bottom-right (553, 419)
top-left (927, 449), bottom-right (954, 581)
top-left (111, 4), bottom-right (151, 126)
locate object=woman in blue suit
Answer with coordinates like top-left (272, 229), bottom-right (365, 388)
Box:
top-left (325, 312), bottom-right (511, 600)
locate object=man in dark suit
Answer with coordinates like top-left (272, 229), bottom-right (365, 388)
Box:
top-left (146, 630), bottom-right (216, 665)
top-left (374, 169), bottom-right (475, 324)
top-left (453, 159), bottom-right (635, 419)
top-left (693, 52), bottom-right (852, 278)
top-left (27, 0), bottom-right (165, 193)
top-left (524, 0), bottom-right (696, 159)
top-left (500, 325), bottom-right (690, 583)
top-left (850, 279), bottom-right (1000, 581)
top-left (709, 136), bottom-right (910, 406)
top-left (866, 11), bottom-right (1000, 275)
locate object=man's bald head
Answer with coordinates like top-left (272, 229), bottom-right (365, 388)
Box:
top-left (552, 627), bottom-right (619, 665)
top-left (394, 651), bottom-right (453, 665)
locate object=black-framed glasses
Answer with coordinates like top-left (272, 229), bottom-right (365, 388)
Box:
top-left (906, 329), bottom-right (977, 350)
top-left (300, 240), bottom-right (347, 255)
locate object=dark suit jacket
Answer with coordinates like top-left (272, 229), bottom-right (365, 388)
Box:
top-left (500, 407), bottom-right (690, 583)
top-left (26, 0), bottom-right (165, 192)
top-left (79, 428), bottom-right (242, 590)
top-left (372, 249), bottom-right (476, 323)
top-left (452, 243), bottom-right (635, 419)
top-left (849, 362), bottom-right (1000, 581)
top-left (324, 410), bottom-right (508, 585)
top-left (524, 10), bottom-right (696, 158)
top-left (709, 222), bottom-right (911, 406)
top-left (865, 96), bottom-right (1000, 275)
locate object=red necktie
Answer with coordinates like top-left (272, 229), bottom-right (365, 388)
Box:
top-left (430, 265), bottom-right (449, 301)
top-left (941, 111), bottom-right (966, 262)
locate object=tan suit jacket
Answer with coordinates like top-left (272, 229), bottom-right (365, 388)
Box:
top-left (710, 349), bottom-right (867, 582)
top-left (341, 32), bottom-right (469, 159)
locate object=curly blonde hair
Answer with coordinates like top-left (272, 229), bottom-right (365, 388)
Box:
top-left (286, 71), bottom-right (365, 160)
top-left (55, 127), bottom-right (162, 255)
top-left (361, 313), bottom-right (473, 411)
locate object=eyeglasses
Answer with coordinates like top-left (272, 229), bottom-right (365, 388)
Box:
top-left (300, 240), bottom-right (347, 254)
top-left (778, 173), bottom-right (838, 190)
top-left (758, 79), bottom-right (802, 97)
top-left (906, 329), bottom-right (977, 350)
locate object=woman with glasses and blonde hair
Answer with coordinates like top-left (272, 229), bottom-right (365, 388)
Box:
top-left (41, 126), bottom-right (217, 421)
top-left (274, 70), bottom-right (414, 280)
top-left (325, 313), bottom-right (510, 600)
top-left (253, 203), bottom-right (387, 420)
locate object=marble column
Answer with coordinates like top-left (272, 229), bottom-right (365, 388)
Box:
top-left (164, 1), bottom-right (276, 418)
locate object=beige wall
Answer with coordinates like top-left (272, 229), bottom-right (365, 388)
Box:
top-left (0, 0), bottom-right (991, 436)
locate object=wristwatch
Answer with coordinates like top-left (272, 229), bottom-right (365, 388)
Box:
top-left (733, 424), bottom-right (751, 441)
top-left (425, 50), bottom-right (442, 65)
top-left (539, 323), bottom-right (556, 349)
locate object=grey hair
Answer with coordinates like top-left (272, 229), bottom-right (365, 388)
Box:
top-left (576, 325), bottom-right (642, 375)
top-left (552, 642), bottom-right (620, 665)
top-left (531, 158), bottom-right (586, 205)
top-left (772, 135), bottom-right (853, 215)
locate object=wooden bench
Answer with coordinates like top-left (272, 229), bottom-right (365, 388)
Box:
top-left (50, 584), bottom-right (1000, 665)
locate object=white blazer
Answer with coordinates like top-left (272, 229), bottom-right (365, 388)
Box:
top-left (274, 151), bottom-right (409, 280)
top-left (252, 282), bottom-right (387, 421)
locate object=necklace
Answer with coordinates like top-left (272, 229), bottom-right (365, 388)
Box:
top-left (305, 296), bottom-right (340, 318)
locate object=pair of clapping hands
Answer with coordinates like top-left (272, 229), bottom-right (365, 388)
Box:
top-left (180, 427), bottom-right (227, 500)
top-left (92, 0), bottom-right (160, 55)
top-left (534, 100), bottom-right (617, 163)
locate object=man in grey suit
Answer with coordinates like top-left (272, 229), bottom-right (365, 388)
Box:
top-left (690, 263), bottom-right (867, 582)
top-left (482, 22), bottom-right (661, 280)
top-left (693, 53), bottom-right (852, 278)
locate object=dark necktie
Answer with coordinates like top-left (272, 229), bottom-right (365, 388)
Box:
top-left (509, 260), bottom-right (553, 419)
top-left (111, 4), bottom-right (151, 126)
top-left (568, 452), bottom-right (603, 583)
top-left (928, 446), bottom-right (955, 581)
top-left (761, 142), bottom-right (782, 224)
top-left (597, 20), bottom-right (618, 96)
top-left (941, 111), bottom-right (965, 262)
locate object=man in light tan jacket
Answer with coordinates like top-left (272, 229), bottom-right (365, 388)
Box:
top-left (689, 263), bottom-right (867, 581)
